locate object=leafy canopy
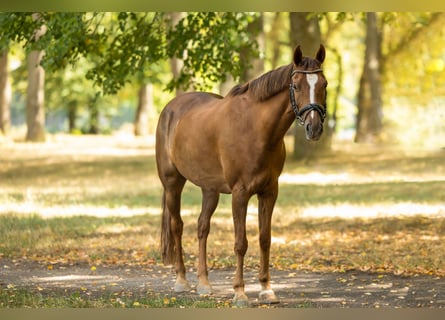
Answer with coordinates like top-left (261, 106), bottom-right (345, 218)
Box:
top-left (0, 12), bottom-right (260, 94)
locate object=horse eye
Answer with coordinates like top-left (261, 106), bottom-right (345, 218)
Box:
top-left (293, 84), bottom-right (301, 92)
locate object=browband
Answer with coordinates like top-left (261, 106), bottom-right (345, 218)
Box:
top-left (291, 69), bottom-right (323, 76)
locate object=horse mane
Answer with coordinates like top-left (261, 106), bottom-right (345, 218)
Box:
top-left (227, 64), bottom-right (293, 102)
top-left (227, 57), bottom-right (321, 102)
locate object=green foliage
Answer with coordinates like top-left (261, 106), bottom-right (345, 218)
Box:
top-left (38, 13), bottom-right (90, 70)
top-left (0, 12), bottom-right (260, 95)
top-left (84, 12), bottom-right (167, 94)
top-left (167, 12), bottom-right (260, 91)
top-left (0, 13), bottom-right (39, 49)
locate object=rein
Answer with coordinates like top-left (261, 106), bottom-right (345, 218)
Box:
top-left (289, 69), bottom-right (326, 125)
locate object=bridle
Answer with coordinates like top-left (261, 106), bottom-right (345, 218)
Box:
top-left (289, 69), bottom-right (327, 125)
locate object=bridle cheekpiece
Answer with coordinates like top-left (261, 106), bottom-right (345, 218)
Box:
top-left (289, 68), bottom-right (326, 125)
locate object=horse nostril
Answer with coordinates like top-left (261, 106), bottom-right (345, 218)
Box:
top-left (306, 123), bottom-right (312, 134)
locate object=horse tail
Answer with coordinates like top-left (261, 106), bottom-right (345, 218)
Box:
top-left (160, 191), bottom-right (175, 265)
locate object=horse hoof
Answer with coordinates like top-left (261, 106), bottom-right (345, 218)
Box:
top-left (174, 280), bottom-right (191, 292)
top-left (197, 284), bottom-right (213, 295)
top-left (232, 293), bottom-right (249, 307)
top-left (259, 289), bottom-right (279, 304)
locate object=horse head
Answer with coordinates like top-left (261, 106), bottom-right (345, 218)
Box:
top-left (290, 45), bottom-right (328, 141)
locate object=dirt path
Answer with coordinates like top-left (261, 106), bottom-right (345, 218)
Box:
top-left (1, 259), bottom-right (444, 308)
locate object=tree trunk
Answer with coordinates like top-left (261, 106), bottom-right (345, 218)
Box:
top-left (169, 12), bottom-right (185, 96)
top-left (289, 12), bottom-right (331, 159)
top-left (134, 83), bottom-right (153, 136)
top-left (67, 100), bottom-right (78, 133)
top-left (240, 13), bottom-right (265, 82)
top-left (270, 12), bottom-right (283, 69)
top-left (355, 12), bottom-right (383, 143)
top-left (26, 13), bottom-right (46, 142)
top-left (0, 50), bottom-right (11, 136)
top-left (88, 98), bottom-right (99, 134)
top-left (26, 50), bottom-right (46, 142)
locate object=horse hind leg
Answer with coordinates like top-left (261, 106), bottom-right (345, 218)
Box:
top-left (156, 108), bottom-right (191, 292)
top-left (160, 174), bottom-right (190, 292)
top-left (196, 189), bottom-right (219, 295)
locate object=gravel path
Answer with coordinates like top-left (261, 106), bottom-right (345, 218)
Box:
top-left (1, 259), bottom-right (444, 308)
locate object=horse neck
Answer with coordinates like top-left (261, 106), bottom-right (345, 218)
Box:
top-left (257, 89), bottom-right (295, 147)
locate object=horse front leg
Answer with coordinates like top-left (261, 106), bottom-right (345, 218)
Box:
top-left (197, 189), bottom-right (219, 295)
top-left (257, 185), bottom-right (279, 303)
top-left (231, 189), bottom-right (250, 306)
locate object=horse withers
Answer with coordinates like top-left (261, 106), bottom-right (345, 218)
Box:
top-left (155, 45), bottom-right (327, 306)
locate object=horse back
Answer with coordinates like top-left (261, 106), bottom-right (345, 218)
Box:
top-left (163, 92), bottom-right (222, 118)
top-left (157, 91), bottom-right (222, 140)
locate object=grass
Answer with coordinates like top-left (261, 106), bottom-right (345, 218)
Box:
top-left (1, 134), bottom-right (445, 307)
top-left (0, 287), bottom-right (225, 308)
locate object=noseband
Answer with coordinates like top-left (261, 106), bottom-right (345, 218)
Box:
top-left (289, 69), bottom-right (326, 125)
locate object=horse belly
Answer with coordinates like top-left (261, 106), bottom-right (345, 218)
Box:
top-left (174, 152), bottom-right (231, 193)
top-left (171, 125), bottom-right (231, 193)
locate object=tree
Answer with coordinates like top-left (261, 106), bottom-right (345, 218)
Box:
top-left (289, 12), bottom-right (331, 159)
top-left (8, 12), bottom-right (259, 94)
top-left (355, 12), bottom-right (382, 143)
top-left (87, 94), bottom-right (99, 134)
top-left (0, 12), bottom-right (260, 137)
top-left (166, 12), bottom-right (260, 92)
top-left (219, 13), bottom-right (264, 96)
top-left (240, 13), bottom-right (265, 82)
top-left (26, 13), bottom-right (46, 142)
top-left (0, 50), bottom-right (11, 135)
top-left (268, 12), bottom-right (285, 69)
top-left (167, 12), bottom-right (185, 97)
top-left (354, 12), bottom-right (445, 143)
top-left (134, 83), bottom-right (153, 136)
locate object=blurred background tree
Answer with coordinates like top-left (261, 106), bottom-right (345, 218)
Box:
top-left (355, 12), bottom-right (445, 144)
top-left (0, 49), bottom-right (11, 135)
top-left (289, 12), bottom-right (325, 159)
top-left (0, 12), bottom-right (260, 139)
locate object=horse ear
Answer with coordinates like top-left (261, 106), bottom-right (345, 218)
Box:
top-left (293, 45), bottom-right (303, 66)
top-left (315, 44), bottom-right (326, 64)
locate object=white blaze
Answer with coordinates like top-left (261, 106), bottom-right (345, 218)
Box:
top-left (306, 73), bottom-right (318, 104)
top-left (306, 74), bottom-right (318, 120)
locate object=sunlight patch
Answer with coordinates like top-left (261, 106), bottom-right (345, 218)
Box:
top-left (300, 203), bottom-right (445, 219)
top-left (0, 204), bottom-right (161, 218)
top-left (279, 172), bottom-right (445, 185)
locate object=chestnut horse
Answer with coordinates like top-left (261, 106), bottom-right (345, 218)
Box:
top-left (156, 45), bottom-right (327, 306)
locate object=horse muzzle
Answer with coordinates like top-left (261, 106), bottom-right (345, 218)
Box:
top-left (305, 121), bottom-right (323, 141)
